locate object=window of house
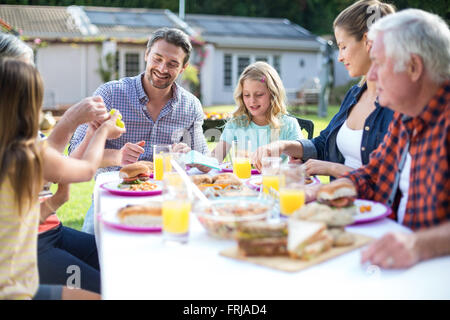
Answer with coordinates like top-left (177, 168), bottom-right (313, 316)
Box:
top-left (255, 56), bottom-right (268, 63)
top-left (223, 53), bottom-right (282, 88)
top-left (125, 53), bottom-right (140, 77)
top-left (224, 54), bottom-right (232, 87)
top-left (273, 55), bottom-right (281, 75)
top-left (237, 56), bottom-right (250, 80)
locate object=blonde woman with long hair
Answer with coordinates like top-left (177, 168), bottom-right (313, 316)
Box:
top-left (212, 61), bottom-right (302, 163)
top-left (0, 58), bottom-right (124, 299)
top-left (253, 0), bottom-right (395, 180)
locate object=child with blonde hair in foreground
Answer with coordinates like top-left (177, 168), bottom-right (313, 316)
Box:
top-left (212, 61), bottom-right (302, 163)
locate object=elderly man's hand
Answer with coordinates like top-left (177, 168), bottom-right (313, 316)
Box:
top-left (120, 141), bottom-right (145, 166)
top-left (361, 232), bottom-right (420, 269)
top-left (65, 96), bottom-right (109, 127)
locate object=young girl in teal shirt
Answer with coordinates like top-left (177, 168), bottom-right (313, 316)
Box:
top-left (212, 61), bottom-right (302, 162)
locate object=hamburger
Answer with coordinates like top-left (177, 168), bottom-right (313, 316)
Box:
top-left (117, 203), bottom-right (162, 227)
top-left (316, 179), bottom-right (357, 216)
top-left (119, 162), bottom-right (151, 184)
top-left (236, 221), bottom-right (288, 257)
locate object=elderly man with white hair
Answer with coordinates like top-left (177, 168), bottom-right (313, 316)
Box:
top-left (314, 8), bottom-right (450, 269)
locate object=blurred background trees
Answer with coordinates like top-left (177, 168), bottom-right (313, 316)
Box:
top-left (1, 0), bottom-right (448, 36)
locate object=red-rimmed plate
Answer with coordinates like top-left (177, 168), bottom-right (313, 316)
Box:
top-left (246, 176), bottom-right (320, 191)
top-left (99, 211), bottom-right (162, 233)
top-left (351, 199), bottom-right (392, 225)
top-left (100, 180), bottom-right (163, 197)
top-left (220, 162), bottom-right (260, 175)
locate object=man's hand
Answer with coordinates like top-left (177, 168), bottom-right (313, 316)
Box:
top-left (361, 232), bottom-right (420, 269)
top-left (64, 96), bottom-right (108, 127)
top-left (120, 140), bottom-right (145, 166)
top-left (172, 142), bottom-right (191, 154)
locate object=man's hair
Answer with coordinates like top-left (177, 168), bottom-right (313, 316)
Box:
top-left (147, 28), bottom-right (192, 66)
top-left (368, 9), bottom-right (450, 83)
top-left (0, 33), bottom-right (34, 64)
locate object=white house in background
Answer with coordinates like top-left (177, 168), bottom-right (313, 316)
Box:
top-left (185, 14), bottom-right (326, 106)
top-left (0, 4), bottom-right (338, 108)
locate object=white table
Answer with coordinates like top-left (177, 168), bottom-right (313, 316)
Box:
top-left (95, 171), bottom-right (450, 300)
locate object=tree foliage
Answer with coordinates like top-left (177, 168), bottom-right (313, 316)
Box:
top-left (1, 0), bottom-right (448, 35)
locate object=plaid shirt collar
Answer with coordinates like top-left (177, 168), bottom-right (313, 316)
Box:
top-left (134, 72), bottom-right (181, 107)
top-left (403, 81), bottom-right (450, 135)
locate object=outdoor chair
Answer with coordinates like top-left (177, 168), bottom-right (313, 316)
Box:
top-left (289, 115), bottom-right (314, 139)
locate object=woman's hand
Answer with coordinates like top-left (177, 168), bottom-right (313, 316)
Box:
top-left (252, 141), bottom-right (287, 172)
top-left (99, 112), bottom-right (126, 140)
top-left (64, 96), bottom-right (109, 127)
top-left (303, 159), bottom-right (352, 178)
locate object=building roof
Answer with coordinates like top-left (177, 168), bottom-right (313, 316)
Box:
top-left (0, 5), bottom-right (324, 50)
top-left (0, 5), bottom-right (83, 38)
top-left (186, 14), bottom-right (323, 51)
top-left (83, 6), bottom-right (177, 39)
top-left (186, 14), bottom-right (315, 40)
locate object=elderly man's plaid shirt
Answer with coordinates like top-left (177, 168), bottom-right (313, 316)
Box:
top-left (69, 73), bottom-right (208, 175)
top-left (343, 82), bottom-right (450, 231)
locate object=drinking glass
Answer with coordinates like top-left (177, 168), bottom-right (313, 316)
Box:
top-left (261, 157), bottom-right (282, 195)
top-left (153, 144), bottom-right (172, 180)
top-left (279, 163), bottom-right (305, 216)
top-left (231, 140), bottom-right (252, 179)
top-left (162, 172), bottom-right (192, 244)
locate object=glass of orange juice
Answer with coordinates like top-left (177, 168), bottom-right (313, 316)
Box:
top-left (162, 172), bottom-right (192, 244)
top-left (261, 157), bottom-right (282, 195)
top-left (279, 163), bottom-right (305, 216)
top-left (153, 144), bottom-right (172, 180)
top-left (231, 140), bottom-right (252, 179)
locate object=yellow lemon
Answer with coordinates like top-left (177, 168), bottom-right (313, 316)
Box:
top-left (110, 109), bottom-right (122, 120)
top-left (116, 119), bottom-right (125, 128)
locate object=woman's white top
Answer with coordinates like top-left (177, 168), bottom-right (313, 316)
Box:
top-left (397, 153), bottom-right (411, 224)
top-left (336, 120), bottom-right (364, 169)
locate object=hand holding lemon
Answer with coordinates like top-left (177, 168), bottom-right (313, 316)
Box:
top-left (110, 109), bottom-right (125, 128)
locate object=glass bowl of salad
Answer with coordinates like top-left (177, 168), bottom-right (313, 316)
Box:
top-left (192, 197), bottom-right (274, 239)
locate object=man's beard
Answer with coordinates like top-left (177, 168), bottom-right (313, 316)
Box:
top-left (147, 70), bottom-right (172, 89)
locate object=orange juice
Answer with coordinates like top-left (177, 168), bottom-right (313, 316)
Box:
top-left (262, 175), bottom-right (279, 194)
top-left (164, 154), bottom-right (172, 172)
top-left (233, 157), bottom-right (251, 179)
top-left (279, 188), bottom-right (305, 215)
top-left (162, 200), bottom-right (191, 234)
top-left (154, 154), bottom-right (164, 180)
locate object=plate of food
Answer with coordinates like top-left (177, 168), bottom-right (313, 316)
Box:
top-left (353, 199), bottom-right (392, 224)
top-left (100, 203), bottom-right (162, 232)
top-left (312, 179), bottom-right (391, 225)
top-left (246, 175), bottom-right (320, 191)
top-left (220, 162), bottom-right (260, 175)
top-left (100, 162), bottom-right (162, 196)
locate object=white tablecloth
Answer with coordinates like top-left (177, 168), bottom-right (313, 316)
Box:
top-left (95, 171), bottom-right (450, 299)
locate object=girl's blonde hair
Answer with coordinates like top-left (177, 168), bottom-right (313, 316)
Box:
top-left (232, 61), bottom-right (287, 129)
top-left (0, 58), bottom-right (44, 215)
top-left (334, 0), bottom-right (396, 85)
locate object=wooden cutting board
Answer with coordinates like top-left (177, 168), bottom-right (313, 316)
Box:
top-left (220, 233), bottom-right (373, 272)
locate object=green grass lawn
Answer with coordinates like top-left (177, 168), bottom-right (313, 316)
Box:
top-left (57, 105), bottom-right (339, 230)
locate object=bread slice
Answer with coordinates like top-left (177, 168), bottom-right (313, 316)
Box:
top-left (237, 238), bottom-right (288, 257)
top-left (119, 162), bottom-right (150, 179)
top-left (317, 179), bottom-right (357, 201)
top-left (287, 220), bottom-right (328, 259)
top-left (117, 204), bottom-right (162, 227)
